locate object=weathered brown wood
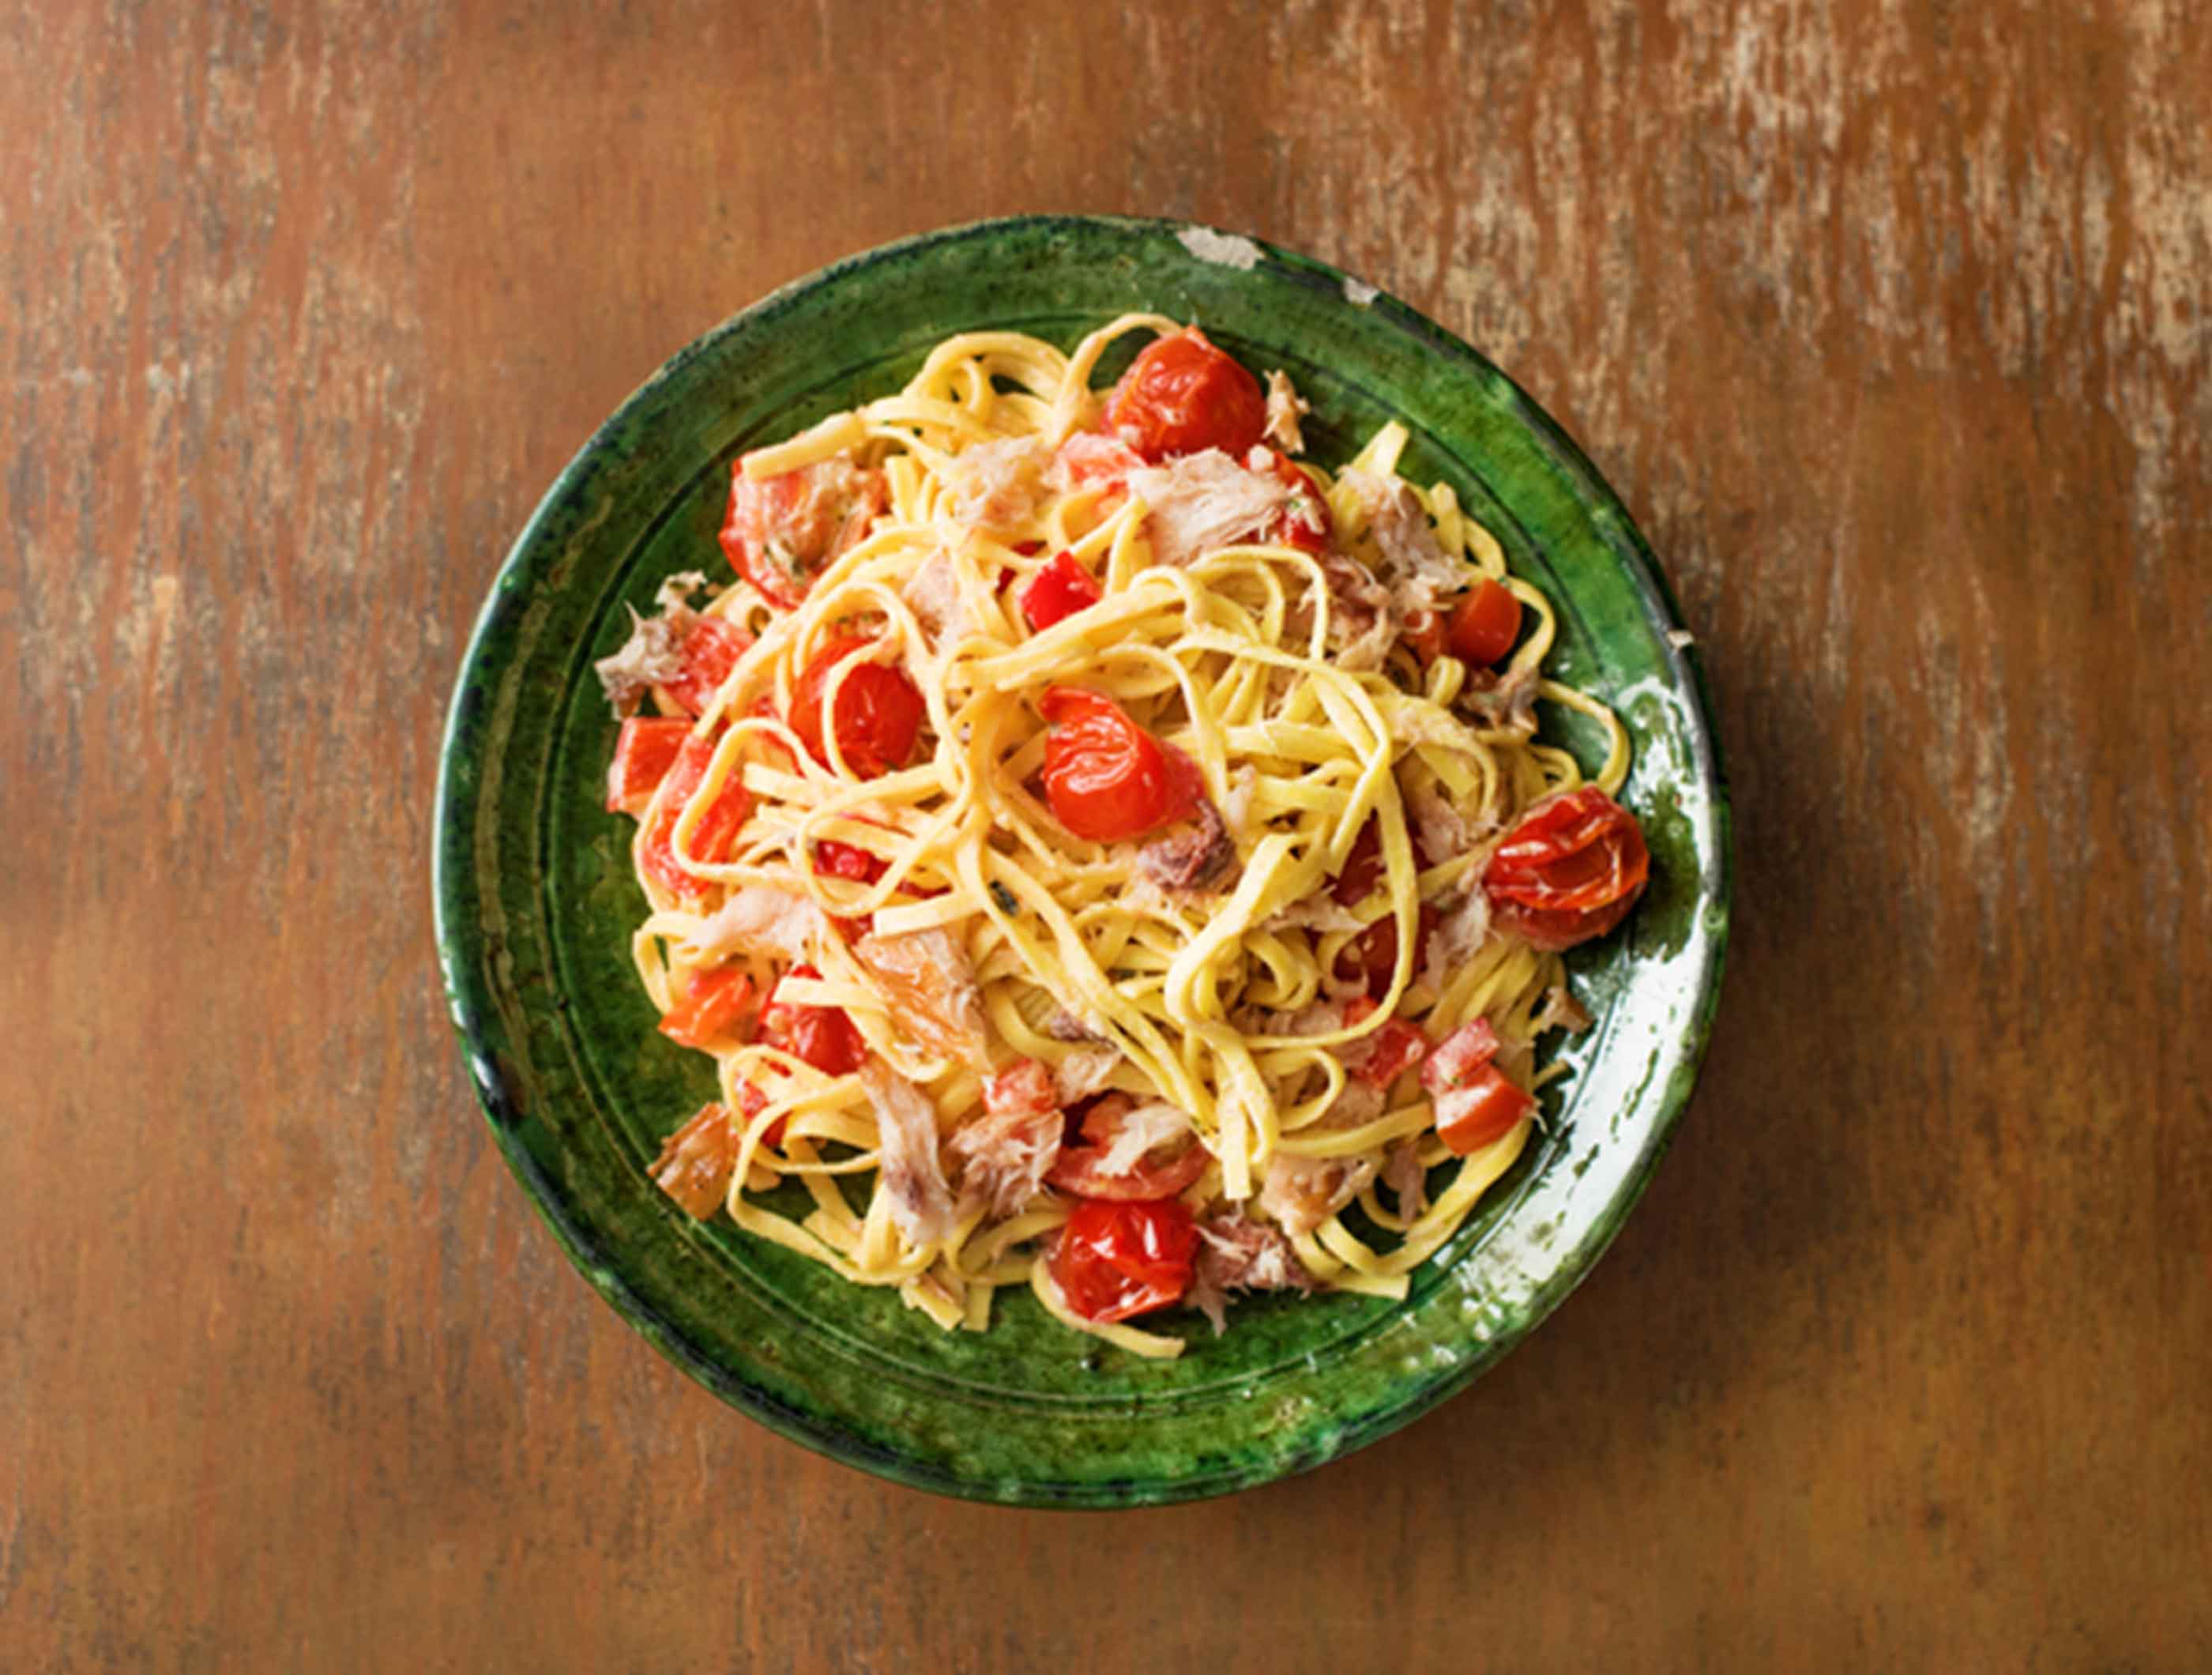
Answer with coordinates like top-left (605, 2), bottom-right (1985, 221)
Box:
top-left (6, 0), bottom-right (2208, 1667)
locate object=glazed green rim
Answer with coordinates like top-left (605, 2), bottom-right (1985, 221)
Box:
top-left (433, 215), bottom-right (1730, 1508)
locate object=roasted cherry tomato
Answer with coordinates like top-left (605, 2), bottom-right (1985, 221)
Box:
top-left (639, 726), bottom-right (750, 901)
top-left (1104, 326), bottom-right (1267, 462)
top-left (760, 963), bottom-right (867, 1077)
top-left (1445, 578), bottom-right (1522, 667)
top-left (1046, 1094), bottom-right (1210, 1201)
top-left (657, 965), bottom-right (756, 1051)
top-left (1020, 550), bottom-right (1105, 631)
top-left (1259, 450), bottom-right (1331, 554)
top-left (604, 717), bottom-right (691, 815)
top-left (1038, 687), bottom-right (1202, 843)
top-left (661, 615), bottom-right (754, 715)
top-left (789, 634), bottom-right (925, 779)
top-left (1481, 786), bottom-right (1650, 950)
top-left (720, 457), bottom-right (886, 609)
top-left (1401, 607), bottom-right (1447, 665)
top-left (1049, 1196), bottom-right (1200, 1323)
top-left (1330, 817), bottom-right (1435, 994)
top-left (1420, 1018), bottom-right (1532, 1154)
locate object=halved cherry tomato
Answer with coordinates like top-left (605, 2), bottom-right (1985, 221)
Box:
top-left (661, 615), bottom-right (754, 715)
top-left (658, 965), bottom-right (756, 1051)
top-left (760, 963), bottom-right (867, 1077)
top-left (605, 717), bottom-right (691, 815)
top-left (1482, 786), bottom-right (1649, 951)
top-left (1445, 578), bottom-right (1522, 667)
top-left (639, 727), bottom-right (750, 901)
top-left (1259, 450), bottom-right (1331, 555)
top-left (720, 457), bottom-right (886, 609)
top-left (1020, 550), bottom-right (1104, 631)
top-left (1420, 1018), bottom-right (1532, 1154)
top-left (789, 635), bottom-right (925, 779)
top-left (1330, 817), bottom-right (1435, 994)
top-left (1046, 1094), bottom-right (1209, 1201)
top-left (984, 1058), bottom-right (1059, 1120)
top-left (1037, 687), bottom-right (1202, 843)
top-left (1049, 1197), bottom-right (1200, 1323)
top-left (1104, 326), bottom-right (1266, 462)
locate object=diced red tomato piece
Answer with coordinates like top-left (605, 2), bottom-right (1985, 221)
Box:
top-left (605, 717), bottom-right (691, 815)
top-left (1422, 1018), bottom-right (1503, 1092)
top-left (1049, 1196), bottom-right (1199, 1323)
top-left (1330, 817), bottom-right (1435, 994)
top-left (788, 634), bottom-right (926, 779)
top-left (811, 838), bottom-right (888, 885)
top-left (760, 963), bottom-right (867, 1077)
top-left (639, 727), bottom-right (750, 901)
top-left (1482, 787), bottom-right (1650, 951)
top-left (1420, 1018), bottom-right (1530, 1153)
top-left (1037, 687), bottom-right (1203, 843)
top-left (661, 615), bottom-right (754, 715)
top-left (1341, 999), bottom-right (1428, 1088)
top-left (1446, 579), bottom-right (1522, 667)
top-left (1046, 1094), bottom-right (1209, 1201)
top-left (657, 965), bottom-right (757, 1051)
top-left (984, 1058), bottom-right (1059, 1120)
top-left (719, 457), bottom-right (886, 609)
top-left (1432, 1063), bottom-right (1534, 1154)
top-left (1258, 450), bottom-right (1331, 554)
top-left (1020, 550), bottom-right (1105, 631)
top-left (736, 1079), bottom-right (788, 1150)
top-left (1104, 326), bottom-right (1267, 462)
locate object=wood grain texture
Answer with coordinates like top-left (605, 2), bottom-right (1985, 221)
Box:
top-left (5, 0), bottom-right (2207, 1667)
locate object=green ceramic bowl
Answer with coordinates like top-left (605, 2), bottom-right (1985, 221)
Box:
top-left (434, 216), bottom-right (1729, 1507)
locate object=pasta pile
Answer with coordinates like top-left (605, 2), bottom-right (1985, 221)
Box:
top-left (610, 316), bottom-right (1631, 1357)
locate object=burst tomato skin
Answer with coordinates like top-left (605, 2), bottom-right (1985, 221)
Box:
top-left (789, 635), bottom-right (925, 779)
top-left (1446, 579), bottom-right (1522, 667)
top-left (1482, 787), bottom-right (1650, 951)
top-left (720, 459), bottom-right (886, 609)
top-left (1104, 326), bottom-right (1267, 462)
top-left (1020, 551), bottom-right (1105, 631)
top-left (639, 727), bottom-right (750, 901)
top-left (760, 963), bottom-right (867, 1077)
top-left (1045, 1095), bottom-right (1209, 1201)
top-left (662, 615), bottom-right (754, 715)
top-left (1037, 687), bottom-right (1202, 843)
top-left (1049, 1196), bottom-right (1200, 1323)
top-left (605, 717), bottom-right (692, 815)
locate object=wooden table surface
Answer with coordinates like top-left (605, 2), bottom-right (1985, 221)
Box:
top-left (8, 1), bottom-right (2209, 1668)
